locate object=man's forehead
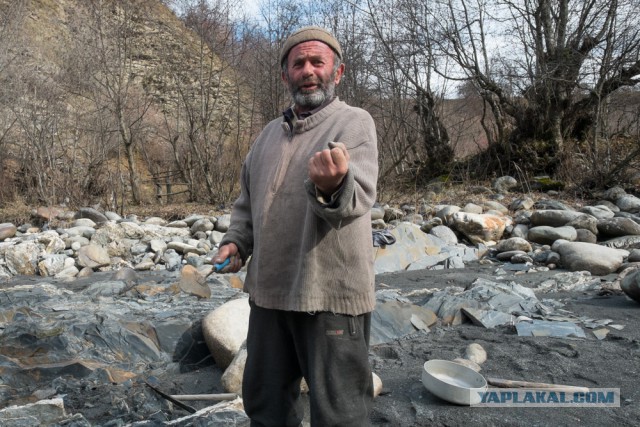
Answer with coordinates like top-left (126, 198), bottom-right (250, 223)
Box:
top-left (288, 41), bottom-right (335, 58)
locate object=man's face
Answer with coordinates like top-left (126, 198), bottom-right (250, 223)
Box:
top-left (282, 41), bottom-right (344, 113)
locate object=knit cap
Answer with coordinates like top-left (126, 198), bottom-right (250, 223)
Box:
top-left (280, 26), bottom-right (342, 66)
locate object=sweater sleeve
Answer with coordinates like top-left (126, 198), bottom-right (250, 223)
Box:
top-left (304, 110), bottom-right (378, 229)
top-left (220, 149), bottom-right (254, 261)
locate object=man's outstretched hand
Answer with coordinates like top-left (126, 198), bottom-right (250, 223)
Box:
top-left (308, 142), bottom-right (349, 196)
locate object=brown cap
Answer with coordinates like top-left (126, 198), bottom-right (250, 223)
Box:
top-left (280, 26), bottom-right (342, 66)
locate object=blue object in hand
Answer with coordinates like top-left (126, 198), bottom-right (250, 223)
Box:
top-left (214, 258), bottom-right (230, 272)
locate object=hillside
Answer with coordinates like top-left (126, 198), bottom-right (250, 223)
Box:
top-left (0, 0), bottom-right (252, 209)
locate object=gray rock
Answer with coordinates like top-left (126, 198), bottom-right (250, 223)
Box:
top-left (0, 223), bottom-right (17, 241)
top-left (533, 199), bottom-right (575, 211)
top-left (575, 228), bottom-right (598, 243)
top-left (600, 235), bottom-right (640, 249)
top-left (462, 203), bottom-right (483, 214)
top-left (496, 250), bottom-right (526, 261)
top-left (5, 241), bottom-right (40, 275)
top-left (566, 214), bottom-right (598, 235)
top-left (215, 214), bottom-right (231, 232)
top-left (77, 244), bottom-right (111, 268)
top-left (191, 218), bottom-right (215, 234)
top-left (527, 225), bottom-right (577, 245)
top-left (435, 205), bottom-right (461, 225)
top-left (616, 194), bottom-right (640, 213)
top-left (509, 197), bottom-right (534, 211)
top-left (579, 205), bottom-right (615, 219)
top-left (553, 241), bottom-right (627, 275)
top-left (482, 200), bottom-right (509, 215)
top-left (429, 225), bottom-right (458, 245)
top-left (492, 176), bottom-right (517, 193)
top-left (530, 209), bottom-right (582, 227)
top-left (495, 237), bottom-right (532, 253)
top-left (74, 207), bottom-right (109, 224)
top-left (510, 224), bottom-right (529, 239)
top-left (628, 249), bottom-right (640, 262)
top-left (143, 217), bottom-right (167, 226)
top-left (621, 270), bottom-right (640, 303)
top-left (602, 186), bottom-right (627, 202)
top-left (383, 206), bottom-right (404, 222)
top-left (597, 217), bottom-right (640, 237)
top-left (72, 218), bottom-right (96, 228)
top-left (38, 254), bottom-right (69, 277)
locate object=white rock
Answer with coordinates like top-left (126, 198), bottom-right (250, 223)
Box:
top-left (202, 297), bottom-right (250, 369)
top-left (464, 343), bottom-right (487, 365)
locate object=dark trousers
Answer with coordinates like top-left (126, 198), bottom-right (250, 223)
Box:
top-left (242, 302), bottom-right (373, 427)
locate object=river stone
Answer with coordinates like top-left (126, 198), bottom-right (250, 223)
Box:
top-left (451, 212), bottom-right (511, 245)
top-left (597, 217), bottom-right (640, 237)
top-left (5, 241), bottom-right (40, 275)
top-left (495, 237), bottom-right (532, 253)
top-left (0, 223), bottom-right (17, 241)
top-left (74, 207), bottom-right (108, 224)
top-left (435, 205), bottom-right (461, 225)
top-left (38, 254), bottom-right (69, 277)
top-left (464, 343), bottom-right (487, 365)
top-left (575, 229), bottom-right (598, 243)
top-left (566, 214), bottom-right (598, 235)
top-left (509, 197), bottom-right (534, 211)
top-left (492, 176), bottom-right (517, 193)
top-left (580, 205), bottom-right (615, 219)
top-left (429, 225), bottom-right (458, 245)
top-left (496, 250), bottom-right (525, 261)
top-left (620, 270), bottom-right (640, 303)
top-left (77, 244), bottom-right (111, 268)
top-left (510, 224), bottom-right (529, 239)
top-left (202, 297), bottom-right (250, 369)
top-left (374, 223), bottom-right (444, 274)
top-left (462, 203), bottom-right (483, 214)
top-left (221, 345), bottom-right (247, 394)
top-left (553, 241), bottom-right (627, 275)
top-left (527, 226), bottom-right (577, 245)
top-left (178, 264), bottom-right (211, 298)
top-left (190, 218), bottom-right (214, 234)
top-left (616, 194), bottom-right (640, 213)
top-left (482, 201), bottom-right (509, 215)
top-left (370, 204), bottom-right (385, 221)
top-left (143, 217), bottom-right (167, 226)
top-left (530, 210), bottom-right (582, 227)
top-left (215, 214), bottom-right (231, 232)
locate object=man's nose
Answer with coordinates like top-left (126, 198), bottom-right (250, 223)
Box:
top-left (301, 61), bottom-right (314, 76)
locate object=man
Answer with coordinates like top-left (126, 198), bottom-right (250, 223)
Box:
top-left (214, 26), bottom-right (378, 427)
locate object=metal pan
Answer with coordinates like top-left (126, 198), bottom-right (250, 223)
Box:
top-left (422, 359), bottom-right (488, 405)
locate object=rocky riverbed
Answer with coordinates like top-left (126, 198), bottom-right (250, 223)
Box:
top-left (1, 181), bottom-right (640, 426)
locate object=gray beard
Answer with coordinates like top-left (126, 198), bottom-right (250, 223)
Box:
top-left (291, 81), bottom-right (336, 110)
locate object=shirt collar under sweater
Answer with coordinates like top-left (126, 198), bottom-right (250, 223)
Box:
top-left (282, 96), bottom-right (338, 134)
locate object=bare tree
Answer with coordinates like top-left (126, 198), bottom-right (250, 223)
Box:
top-left (437, 0), bottom-right (640, 178)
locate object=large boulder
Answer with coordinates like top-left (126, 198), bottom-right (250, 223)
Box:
top-left (621, 270), bottom-right (640, 304)
top-left (202, 297), bottom-right (250, 369)
top-left (527, 226), bottom-right (577, 245)
top-left (553, 241), bottom-right (628, 275)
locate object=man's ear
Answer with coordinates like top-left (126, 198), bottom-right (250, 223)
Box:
top-left (334, 63), bottom-right (345, 84)
top-left (281, 69), bottom-right (288, 84)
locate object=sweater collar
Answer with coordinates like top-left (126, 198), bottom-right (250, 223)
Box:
top-left (282, 97), bottom-right (341, 134)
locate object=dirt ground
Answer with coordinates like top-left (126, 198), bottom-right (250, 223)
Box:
top-left (53, 264), bottom-right (639, 426)
top-left (366, 264), bottom-right (639, 427)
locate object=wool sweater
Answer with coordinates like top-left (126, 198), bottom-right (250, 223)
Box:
top-left (221, 97), bottom-right (379, 315)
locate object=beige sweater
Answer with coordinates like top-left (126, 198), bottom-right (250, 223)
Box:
top-left (221, 98), bottom-right (379, 315)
